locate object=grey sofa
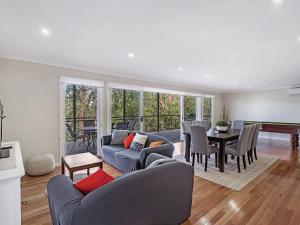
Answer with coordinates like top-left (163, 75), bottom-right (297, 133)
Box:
top-left (47, 153), bottom-right (194, 225)
top-left (101, 132), bottom-right (174, 173)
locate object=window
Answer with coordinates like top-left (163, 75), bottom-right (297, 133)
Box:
top-left (203, 97), bottom-right (212, 121)
top-left (159, 93), bottom-right (181, 131)
top-left (184, 96), bottom-right (196, 121)
top-left (111, 89), bottom-right (140, 130)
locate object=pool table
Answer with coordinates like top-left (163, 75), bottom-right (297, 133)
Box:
top-left (245, 121), bottom-right (300, 150)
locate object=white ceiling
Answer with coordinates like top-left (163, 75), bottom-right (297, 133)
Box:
top-left (1, 0), bottom-right (300, 92)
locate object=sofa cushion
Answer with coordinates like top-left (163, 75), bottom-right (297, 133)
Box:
top-left (111, 130), bottom-right (128, 145)
top-left (124, 133), bottom-right (135, 148)
top-left (149, 141), bottom-right (164, 147)
top-left (116, 149), bottom-right (140, 160)
top-left (102, 145), bottom-right (127, 154)
top-left (102, 145), bottom-right (127, 165)
top-left (145, 134), bottom-right (165, 147)
top-left (130, 133), bottom-right (148, 151)
top-left (74, 169), bottom-right (114, 194)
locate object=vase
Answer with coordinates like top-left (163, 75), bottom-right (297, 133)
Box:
top-left (216, 126), bottom-right (228, 132)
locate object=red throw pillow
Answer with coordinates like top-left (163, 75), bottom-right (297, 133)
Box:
top-left (74, 169), bottom-right (114, 194)
top-left (124, 133), bottom-right (135, 148)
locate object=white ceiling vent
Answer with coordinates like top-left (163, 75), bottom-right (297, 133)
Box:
top-left (288, 87), bottom-right (300, 95)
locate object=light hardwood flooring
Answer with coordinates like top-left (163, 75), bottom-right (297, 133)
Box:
top-left (21, 138), bottom-right (300, 225)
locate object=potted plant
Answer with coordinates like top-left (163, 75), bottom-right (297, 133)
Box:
top-left (216, 120), bottom-right (229, 132)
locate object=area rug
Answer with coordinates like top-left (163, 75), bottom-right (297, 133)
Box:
top-left (174, 154), bottom-right (279, 191)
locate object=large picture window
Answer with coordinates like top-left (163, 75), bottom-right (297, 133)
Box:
top-left (203, 97), bottom-right (212, 121)
top-left (184, 96), bottom-right (196, 121)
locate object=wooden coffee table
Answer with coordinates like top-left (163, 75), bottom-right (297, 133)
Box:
top-left (61, 152), bottom-right (103, 181)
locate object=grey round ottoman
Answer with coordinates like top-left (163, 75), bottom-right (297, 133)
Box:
top-left (25, 153), bottom-right (55, 176)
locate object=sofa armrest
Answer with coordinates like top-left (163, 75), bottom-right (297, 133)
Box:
top-left (145, 153), bottom-right (170, 168)
top-left (47, 175), bottom-right (84, 225)
top-left (101, 135), bottom-right (112, 146)
top-left (139, 143), bottom-right (174, 168)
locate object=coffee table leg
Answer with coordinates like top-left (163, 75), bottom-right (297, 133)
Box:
top-left (218, 140), bottom-right (225, 172)
top-left (87, 168), bottom-right (90, 176)
top-left (61, 160), bottom-right (65, 175)
top-left (70, 171), bottom-right (74, 181)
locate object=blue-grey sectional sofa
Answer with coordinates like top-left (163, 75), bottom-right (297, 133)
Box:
top-left (47, 153), bottom-right (194, 225)
top-left (101, 132), bottom-right (174, 173)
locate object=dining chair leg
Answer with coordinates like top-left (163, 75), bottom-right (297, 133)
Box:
top-left (231, 155), bottom-right (235, 160)
top-left (192, 153), bottom-right (195, 167)
top-left (250, 149), bottom-right (254, 163)
top-left (205, 156), bottom-right (208, 172)
top-left (197, 153), bottom-right (200, 163)
top-left (242, 155), bottom-right (247, 169)
top-left (254, 147), bottom-right (258, 160)
top-left (215, 152), bottom-right (218, 167)
top-left (200, 154), bottom-right (203, 163)
top-left (237, 156), bottom-right (241, 173)
top-left (225, 154), bottom-right (228, 164)
top-left (247, 151), bottom-right (251, 164)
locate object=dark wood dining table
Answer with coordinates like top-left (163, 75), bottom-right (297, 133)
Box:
top-left (184, 128), bottom-right (240, 172)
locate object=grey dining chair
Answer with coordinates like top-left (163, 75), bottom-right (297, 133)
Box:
top-left (190, 126), bottom-right (218, 171)
top-left (231, 120), bottom-right (245, 130)
top-left (181, 121), bottom-right (193, 162)
top-left (251, 124), bottom-right (260, 160)
top-left (225, 125), bottom-right (252, 173)
top-left (201, 120), bottom-right (212, 131)
top-left (246, 125), bottom-right (256, 164)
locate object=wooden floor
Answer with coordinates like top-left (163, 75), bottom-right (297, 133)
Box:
top-left (21, 138), bottom-right (300, 225)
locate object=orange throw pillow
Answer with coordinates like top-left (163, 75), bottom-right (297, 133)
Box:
top-left (74, 169), bottom-right (114, 194)
top-left (149, 141), bottom-right (164, 147)
top-left (124, 133), bottom-right (135, 148)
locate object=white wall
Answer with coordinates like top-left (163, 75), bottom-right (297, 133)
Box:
top-left (0, 57), bottom-right (223, 163)
top-left (224, 89), bottom-right (300, 140)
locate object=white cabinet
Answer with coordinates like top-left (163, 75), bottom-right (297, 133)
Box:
top-left (0, 142), bottom-right (24, 225)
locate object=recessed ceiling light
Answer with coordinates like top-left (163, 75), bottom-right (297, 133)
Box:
top-left (298, 36), bottom-right (300, 43)
top-left (248, 85), bottom-right (252, 89)
top-left (128, 52), bottom-right (135, 58)
top-left (205, 74), bottom-right (211, 78)
top-left (272, 0), bottom-right (283, 7)
top-left (233, 81), bottom-right (238, 85)
top-left (178, 67), bottom-right (184, 71)
top-left (40, 27), bottom-right (50, 36)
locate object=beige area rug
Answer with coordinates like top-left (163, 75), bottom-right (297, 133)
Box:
top-left (175, 154), bottom-right (279, 191)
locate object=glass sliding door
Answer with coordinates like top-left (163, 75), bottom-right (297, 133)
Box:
top-left (203, 97), bottom-right (212, 121)
top-left (125, 90), bottom-right (140, 130)
top-left (143, 92), bottom-right (159, 132)
top-left (159, 93), bottom-right (181, 131)
top-left (183, 96), bottom-right (196, 121)
top-left (111, 89), bottom-right (124, 126)
top-left (111, 89), bottom-right (140, 131)
top-left (64, 83), bottom-right (99, 155)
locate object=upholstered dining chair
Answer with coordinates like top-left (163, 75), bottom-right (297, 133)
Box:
top-left (225, 125), bottom-right (252, 173)
top-left (231, 120), bottom-right (245, 130)
top-left (201, 120), bottom-right (212, 131)
top-left (246, 125), bottom-right (256, 164)
top-left (190, 126), bottom-right (218, 171)
top-left (250, 124), bottom-right (260, 160)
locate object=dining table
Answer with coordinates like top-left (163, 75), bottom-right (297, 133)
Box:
top-left (184, 128), bottom-right (241, 172)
